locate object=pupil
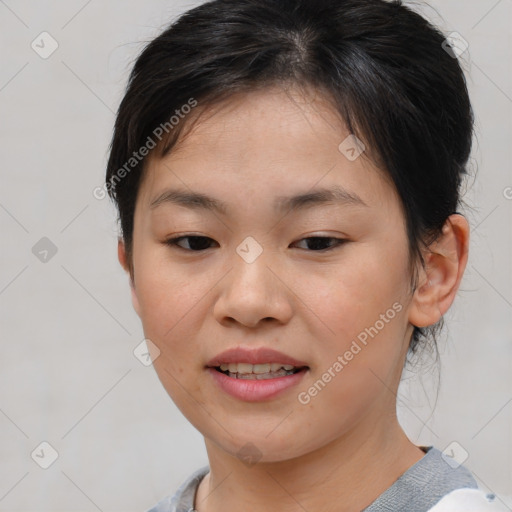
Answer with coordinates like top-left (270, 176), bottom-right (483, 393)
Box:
top-left (307, 237), bottom-right (331, 250)
top-left (189, 236), bottom-right (211, 250)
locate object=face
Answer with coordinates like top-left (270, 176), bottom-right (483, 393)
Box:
top-left (125, 86), bottom-right (418, 462)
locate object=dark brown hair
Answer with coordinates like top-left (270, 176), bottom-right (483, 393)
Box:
top-left (106, 0), bottom-right (474, 354)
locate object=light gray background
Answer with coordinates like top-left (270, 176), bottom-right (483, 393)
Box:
top-left (0, 1), bottom-right (511, 511)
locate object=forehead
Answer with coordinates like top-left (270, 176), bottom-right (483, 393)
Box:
top-left (137, 85), bottom-right (399, 215)
top-left (163, 86), bottom-right (348, 161)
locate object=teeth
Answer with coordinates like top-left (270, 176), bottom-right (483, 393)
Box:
top-left (236, 363), bottom-right (253, 374)
top-left (253, 363), bottom-right (271, 374)
top-left (237, 368), bottom-right (291, 380)
top-left (218, 362), bottom-right (298, 374)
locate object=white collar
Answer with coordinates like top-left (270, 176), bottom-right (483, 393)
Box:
top-left (428, 488), bottom-right (510, 511)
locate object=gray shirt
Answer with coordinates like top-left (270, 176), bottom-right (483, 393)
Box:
top-left (146, 446), bottom-right (478, 512)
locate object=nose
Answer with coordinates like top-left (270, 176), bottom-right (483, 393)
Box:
top-left (213, 247), bottom-right (293, 329)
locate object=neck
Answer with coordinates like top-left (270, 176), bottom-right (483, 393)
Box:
top-left (194, 414), bottom-right (424, 512)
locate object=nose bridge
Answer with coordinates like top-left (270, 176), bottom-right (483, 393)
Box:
top-left (214, 235), bottom-right (292, 327)
top-left (231, 235), bottom-right (275, 302)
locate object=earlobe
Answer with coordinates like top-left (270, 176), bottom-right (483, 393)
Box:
top-left (408, 214), bottom-right (470, 328)
top-left (117, 239), bottom-right (141, 317)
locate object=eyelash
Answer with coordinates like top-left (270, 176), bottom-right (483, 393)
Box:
top-left (164, 235), bottom-right (348, 252)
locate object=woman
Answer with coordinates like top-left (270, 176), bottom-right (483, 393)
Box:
top-left (105, 0), bottom-right (506, 510)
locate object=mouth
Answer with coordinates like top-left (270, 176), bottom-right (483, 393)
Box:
top-left (205, 347), bottom-right (310, 400)
top-left (211, 363), bottom-right (309, 380)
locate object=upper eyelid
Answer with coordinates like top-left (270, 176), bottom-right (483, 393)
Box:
top-left (166, 234), bottom-right (347, 250)
top-left (166, 234), bottom-right (346, 242)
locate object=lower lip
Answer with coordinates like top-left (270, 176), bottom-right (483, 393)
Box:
top-left (207, 367), bottom-right (308, 402)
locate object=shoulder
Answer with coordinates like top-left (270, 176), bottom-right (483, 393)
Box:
top-left (144, 465), bottom-right (210, 512)
top-left (428, 488), bottom-right (510, 512)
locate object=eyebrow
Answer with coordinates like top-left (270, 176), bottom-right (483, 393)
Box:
top-left (149, 185), bottom-right (368, 214)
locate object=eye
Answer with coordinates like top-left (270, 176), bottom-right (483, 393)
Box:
top-left (165, 235), bottom-right (217, 251)
top-left (164, 235), bottom-right (347, 253)
top-left (292, 236), bottom-right (347, 251)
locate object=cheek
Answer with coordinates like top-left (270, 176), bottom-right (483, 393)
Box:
top-left (310, 250), bottom-right (409, 338)
top-left (135, 242), bottom-right (200, 315)
top-left (301, 253), bottom-right (411, 408)
top-left (133, 255), bottom-right (211, 365)
top-left (135, 265), bottom-right (210, 414)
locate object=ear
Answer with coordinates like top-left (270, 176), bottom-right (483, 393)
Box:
top-left (118, 238), bottom-right (141, 317)
top-left (408, 214), bottom-right (470, 328)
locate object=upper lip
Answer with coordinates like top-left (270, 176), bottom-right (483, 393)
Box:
top-left (206, 347), bottom-right (309, 368)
